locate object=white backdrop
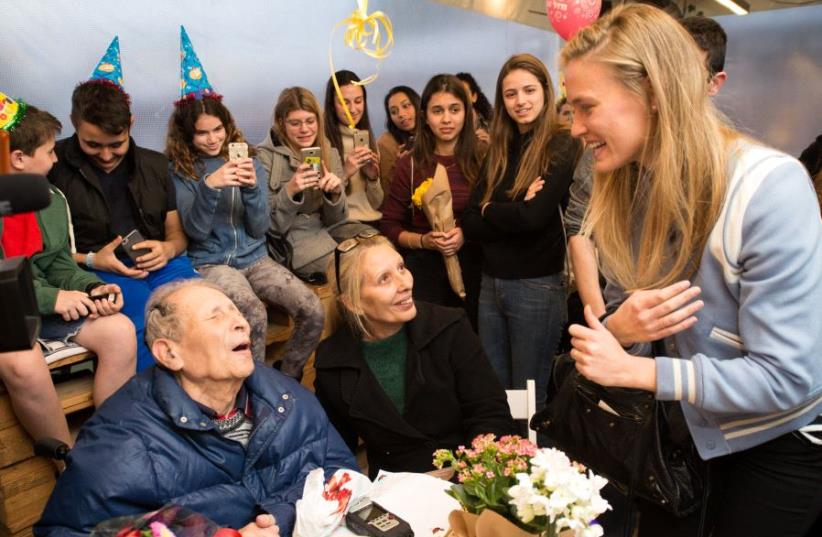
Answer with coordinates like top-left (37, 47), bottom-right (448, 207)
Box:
top-left (0, 0), bottom-right (561, 151)
top-left (0, 1), bottom-right (819, 155)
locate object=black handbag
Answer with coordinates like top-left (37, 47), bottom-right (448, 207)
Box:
top-left (265, 230), bottom-right (293, 270)
top-left (531, 351), bottom-right (707, 518)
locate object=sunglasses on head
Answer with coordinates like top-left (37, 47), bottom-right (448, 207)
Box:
top-left (334, 228), bottom-right (381, 293)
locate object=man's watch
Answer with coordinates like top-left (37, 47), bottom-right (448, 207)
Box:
top-left (85, 251), bottom-right (96, 269)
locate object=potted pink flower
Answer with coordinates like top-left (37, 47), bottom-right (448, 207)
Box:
top-left (433, 434), bottom-right (610, 537)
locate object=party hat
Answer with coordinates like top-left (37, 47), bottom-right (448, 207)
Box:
top-left (0, 91), bottom-right (27, 132)
top-left (178, 26), bottom-right (220, 102)
top-left (89, 36), bottom-right (125, 91)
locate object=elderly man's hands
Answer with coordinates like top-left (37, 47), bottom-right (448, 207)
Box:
top-left (239, 514), bottom-right (279, 537)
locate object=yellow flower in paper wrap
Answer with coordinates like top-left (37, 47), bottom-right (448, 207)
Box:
top-left (411, 178), bottom-right (433, 208)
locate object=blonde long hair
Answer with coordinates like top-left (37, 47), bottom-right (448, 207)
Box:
top-left (481, 53), bottom-right (564, 204)
top-left (329, 235), bottom-right (395, 340)
top-left (273, 87), bottom-right (333, 166)
top-left (563, 4), bottom-right (735, 290)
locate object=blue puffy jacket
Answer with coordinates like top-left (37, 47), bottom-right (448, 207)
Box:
top-left (34, 365), bottom-right (357, 537)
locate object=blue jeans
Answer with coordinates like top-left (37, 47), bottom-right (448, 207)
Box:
top-left (95, 255), bottom-right (199, 371)
top-left (478, 273), bottom-right (566, 410)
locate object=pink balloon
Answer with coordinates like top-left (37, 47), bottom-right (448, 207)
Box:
top-left (546, 0), bottom-right (602, 41)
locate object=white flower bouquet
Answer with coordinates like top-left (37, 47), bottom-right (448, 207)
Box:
top-left (434, 435), bottom-right (610, 537)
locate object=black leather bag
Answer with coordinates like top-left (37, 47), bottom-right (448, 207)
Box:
top-left (265, 230), bottom-right (293, 270)
top-left (531, 352), bottom-right (706, 517)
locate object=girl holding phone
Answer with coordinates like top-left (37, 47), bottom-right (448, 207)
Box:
top-left (377, 85), bottom-right (420, 192)
top-left (167, 97), bottom-right (323, 378)
top-left (462, 54), bottom-right (582, 406)
top-left (258, 87), bottom-right (349, 279)
top-left (380, 74), bottom-right (483, 327)
top-left (324, 70), bottom-right (383, 224)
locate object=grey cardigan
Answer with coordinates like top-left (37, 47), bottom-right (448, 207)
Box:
top-left (257, 135), bottom-right (348, 271)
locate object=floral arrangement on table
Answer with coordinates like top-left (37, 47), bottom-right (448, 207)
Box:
top-left (433, 434), bottom-right (610, 537)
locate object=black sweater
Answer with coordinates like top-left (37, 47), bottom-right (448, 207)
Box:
top-left (462, 130), bottom-right (581, 279)
top-left (314, 302), bottom-right (516, 478)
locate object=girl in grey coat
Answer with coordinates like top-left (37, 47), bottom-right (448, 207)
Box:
top-left (258, 87), bottom-right (350, 278)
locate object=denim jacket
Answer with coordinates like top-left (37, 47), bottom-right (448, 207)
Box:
top-left (171, 157), bottom-right (269, 268)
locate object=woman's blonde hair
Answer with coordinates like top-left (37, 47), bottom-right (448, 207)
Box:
top-left (273, 87), bottom-right (333, 165)
top-left (481, 53), bottom-right (564, 204)
top-left (329, 235), bottom-right (395, 340)
top-left (563, 3), bottom-right (736, 290)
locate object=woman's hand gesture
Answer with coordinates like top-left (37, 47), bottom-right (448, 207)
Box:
top-left (569, 305), bottom-right (657, 391)
top-left (524, 177), bottom-right (544, 201)
top-left (285, 163), bottom-right (320, 199)
top-left (344, 146), bottom-right (377, 178)
top-left (319, 164), bottom-right (343, 202)
top-left (606, 280), bottom-right (704, 347)
top-left (205, 161), bottom-right (244, 189)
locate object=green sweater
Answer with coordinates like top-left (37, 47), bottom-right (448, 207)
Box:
top-left (361, 326), bottom-right (407, 413)
top-left (0, 187), bottom-right (102, 314)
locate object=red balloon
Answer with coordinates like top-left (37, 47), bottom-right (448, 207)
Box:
top-left (546, 0), bottom-right (602, 41)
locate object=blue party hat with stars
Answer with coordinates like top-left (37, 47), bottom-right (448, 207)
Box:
top-left (178, 26), bottom-right (220, 102)
top-left (89, 36), bottom-right (125, 91)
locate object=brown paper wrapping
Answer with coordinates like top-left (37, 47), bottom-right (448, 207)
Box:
top-left (448, 509), bottom-right (574, 537)
top-left (448, 509), bottom-right (539, 537)
top-left (420, 163), bottom-right (466, 299)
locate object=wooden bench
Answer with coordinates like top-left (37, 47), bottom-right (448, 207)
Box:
top-left (266, 282), bottom-right (340, 389)
top-left (0, 282), bottom-right (340, 537)
top-left (0, 353), bottom-right (95, 537)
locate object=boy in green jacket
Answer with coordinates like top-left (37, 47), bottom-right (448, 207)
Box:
top-left (0, 92), bottom-right (135, 446)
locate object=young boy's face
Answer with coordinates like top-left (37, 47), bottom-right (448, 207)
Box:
top-left (75, 120), bottom-right (130, 173)
top-left (13, 135), bottom-right (58, 176)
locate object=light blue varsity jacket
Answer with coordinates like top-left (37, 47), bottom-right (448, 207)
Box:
top-left (606, 141), bottom-right (822, 460)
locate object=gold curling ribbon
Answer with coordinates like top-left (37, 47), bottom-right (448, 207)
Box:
top-left (328, 0), bottom-right (394, 128)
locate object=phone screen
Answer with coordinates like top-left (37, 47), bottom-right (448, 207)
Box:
top-left (301, 147), bottom-right (322, 176)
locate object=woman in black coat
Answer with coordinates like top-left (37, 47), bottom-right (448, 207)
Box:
top-left (314, 234), bottom-right (516, 478)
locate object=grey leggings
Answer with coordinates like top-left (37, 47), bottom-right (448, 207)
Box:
top-left (198, 256), bottom-right (324, 377)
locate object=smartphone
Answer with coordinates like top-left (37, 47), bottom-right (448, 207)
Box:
top-left (89, 291), bottom-right (118, 302)
top-left (300, 147), bottom-right (322, 178)
top-left (353, 129), bottom-right (370, 150)
top-left (402, 135), bottom-right (415, 152)
top-left (228, 142), bottom-right (248, 161)
top-left (121, 229), bottom-right (151, 263)
top-left (345, 500), bottom-right (413, 537)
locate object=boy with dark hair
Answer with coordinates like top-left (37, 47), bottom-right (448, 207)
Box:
top-left (680, 16), bottom-right (728, 96)
top-left (48, 37), bottom-right (198, 370)
top-left (0, 92), bottom-right (135, 446)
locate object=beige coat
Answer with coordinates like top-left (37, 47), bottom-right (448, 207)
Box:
top-left (339, 124), bottom-right (383, 222)
top-left (377, 131), bottom-right (402, 195)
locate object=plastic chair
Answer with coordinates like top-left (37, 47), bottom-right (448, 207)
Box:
top-left (505, 379), bottom-right (537, 443)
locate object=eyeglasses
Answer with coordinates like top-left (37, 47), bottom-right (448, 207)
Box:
top-left (285, 117), bottom-right (318, 129)
top-left (334, 228), bottom-right (380, 293)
